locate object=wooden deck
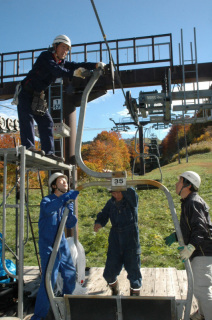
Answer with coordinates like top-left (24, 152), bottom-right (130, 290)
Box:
top-left (23, 266), bottom-right (198, 320)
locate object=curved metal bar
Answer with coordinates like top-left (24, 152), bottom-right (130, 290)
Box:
top-left (77, 179), bottom-right (193, 320)
top-left (75, 68), bottom-right (113, 179)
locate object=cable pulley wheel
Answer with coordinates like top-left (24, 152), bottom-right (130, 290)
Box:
top-left (0, 116), bottom-right (6, 130)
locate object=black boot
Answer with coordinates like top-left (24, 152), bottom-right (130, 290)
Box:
top-left (27, 147), bottom-right (45, 156)
top-left (109, 280), bottom-right (120, 296)
top-left (130, 287), bottom-right (140, 296)
top-left (46, 153), bottom-right (64, 162)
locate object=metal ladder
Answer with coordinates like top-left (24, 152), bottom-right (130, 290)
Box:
top-left (48, 78), bottom-right (65, 159)
top-left (25, 170), bottom-right (45, 274)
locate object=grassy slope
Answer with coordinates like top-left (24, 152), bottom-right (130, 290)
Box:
top-left (0, 152), bottom-right (212, 270)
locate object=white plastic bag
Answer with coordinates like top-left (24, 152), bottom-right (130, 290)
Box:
top-left (67, 237), bottom-right (78, 266)
top-left (76, 240), bottom-right (86, 286)
top-left (55, 237), bottom-right (86, 295)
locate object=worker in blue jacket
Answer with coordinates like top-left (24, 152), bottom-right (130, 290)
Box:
top-left (94, 187), bottom-right (142, 296)
top-left (17, 35), bottom-right (105, 161)
top-left (31, 172), bottom-right (79, 320)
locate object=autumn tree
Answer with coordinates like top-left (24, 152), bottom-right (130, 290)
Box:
top-left (0, 133), bottom-right (47, 191)
top-left (161, 124), bottom-right (191, 163)
top-left (78, 131), bottom-right (131, 180)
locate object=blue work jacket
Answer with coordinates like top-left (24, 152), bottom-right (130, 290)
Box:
top-left (95, 188), bottom-right (141, 254)
top-left (38, 193), bottom-right (76, 255)
top-left (22, 50), bottom-right (97, 93)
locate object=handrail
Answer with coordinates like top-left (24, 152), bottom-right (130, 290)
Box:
top-left (75, 68), bottom-right (113, 179)
top-left (0, 34), bottom-right (173, 84)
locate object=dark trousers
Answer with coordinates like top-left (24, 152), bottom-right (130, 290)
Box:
top-left (17, 88), bottom-right (54, 154)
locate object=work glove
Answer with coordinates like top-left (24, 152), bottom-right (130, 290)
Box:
top-left (178, 244), bottom-right (195, 262)
top-left (97, 62), bottom-right (106, 69)
top-left (164, 232), bottom-right (177, 246)
top-left (66, 213), bottom-right (77, 229)
top-left (60, 190), bottom-right (79, 204)
top-left (65, 202), bottom-right (78, 228)
top-left (73, 67), bottom-right (87, 79)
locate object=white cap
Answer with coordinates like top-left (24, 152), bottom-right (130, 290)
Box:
top-left (52, 35), bottom-right (71, 49)
top-left (48, 173), bottom-right (68, 187)
top-left (180, 171), bottom-right (201, 190)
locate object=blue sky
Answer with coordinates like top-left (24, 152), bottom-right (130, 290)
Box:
top-left (0, 0), bottom-right (212, 142)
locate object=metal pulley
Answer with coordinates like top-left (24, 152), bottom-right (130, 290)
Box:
top-left (14, 119), bottom-right (19, 131)
top-left (6, 118), bottom-right (14, 131)
top-left (0, 116), bottom-right (6, 130)
top-left (125, 91), bottom-right (139, 125)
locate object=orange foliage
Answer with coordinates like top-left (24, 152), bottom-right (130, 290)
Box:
top-left (0, 133), bottom-right (47, 190)
top-left (78, 131), bottom-right (131, 179)
top-left (161, 124), bottom-right (191, 161)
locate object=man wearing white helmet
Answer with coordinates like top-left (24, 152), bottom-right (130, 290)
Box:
top-left (17, 35), bottom-right (106, 161)
top-left (164, 171), bottom-right (212, 320)
top-left (31, 172), bottom-right (79, 320)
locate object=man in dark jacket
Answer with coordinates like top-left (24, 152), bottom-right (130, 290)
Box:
top-left (94, 187), bottom-right (142, 296)
top-left (17, 35), bottom-right (105, 161)
top-left (165, 171), bottom-right (212, 320)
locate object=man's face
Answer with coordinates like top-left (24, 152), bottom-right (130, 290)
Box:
top-left (111, 191), bottom-right (123, 202)
top-left (56, 177), bottom-right (68, 193)
top-left (175, 176), bottom-right (183, 195)
top-left (55, 43), bottom-right (70, 60)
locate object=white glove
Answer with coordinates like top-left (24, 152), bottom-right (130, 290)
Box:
top-left (97, 62), bottom-right (106, 69)
top-left (73, 67), bottom-right (86, 79)
top-left (178, 244), bottom-right (195, 262)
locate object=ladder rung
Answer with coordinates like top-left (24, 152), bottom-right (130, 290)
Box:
top-left (26, 204), bottom-right (40, 207)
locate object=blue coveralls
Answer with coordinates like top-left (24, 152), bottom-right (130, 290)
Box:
top-left (17, 50), bottom-right (97, 154)
top-left (95, 188), bottom-right (142, 289)
top-left (31, 194), bottom-right (77, 320)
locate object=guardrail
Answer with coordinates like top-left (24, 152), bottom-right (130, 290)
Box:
top-left (0, 34), bottom-right (173, 85)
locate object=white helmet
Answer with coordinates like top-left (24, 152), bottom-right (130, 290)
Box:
top-left (180, 171), bottom-right (201, 190)
top-left (52, 35), bottom-right (71, 49)
top-left (48, 172), bottom-right (68, 187)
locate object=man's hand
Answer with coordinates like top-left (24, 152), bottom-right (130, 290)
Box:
top-left (164, 232), bottom-right (177, 246)
top-left (178, 244), bottom-right (195, 262)
top-left (94, 223), bottom-right (102, 232)
top-left (73, 67), bottom-right (87, 78)
top-left (96, 62), bottom-right (106, 69)
top-left (60, 190), bottom-right (79, 204)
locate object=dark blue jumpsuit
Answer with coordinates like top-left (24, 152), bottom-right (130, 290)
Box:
top-left (31, 194), bottom-right (77, 320)
top-left (95, 188), bottom-right (142, 289)
top-left (17, 50), bottom-right (96, 154)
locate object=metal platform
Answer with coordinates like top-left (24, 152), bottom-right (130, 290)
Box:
top-left (0, 147), bottom-right (72, 171)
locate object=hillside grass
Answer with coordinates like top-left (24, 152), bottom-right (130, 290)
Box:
top-left (0, 152), bottom-right (212, 270)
